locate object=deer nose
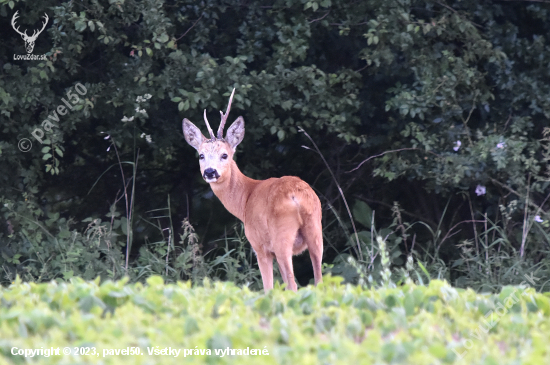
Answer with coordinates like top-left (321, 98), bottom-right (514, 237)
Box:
top-left (203, 168), bottom-right (220, 180)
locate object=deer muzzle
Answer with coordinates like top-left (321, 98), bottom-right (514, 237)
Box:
top-left (203, 168), bottom-right (220, 182)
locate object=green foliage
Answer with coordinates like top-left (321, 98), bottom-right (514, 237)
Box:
top-left (331, 199), bottom-right (550, 293)
top-left (0, 194), bottom-right (264, 288)
top-left (0, 0), bottom-right (364, 285)
top-left (0, 0), bottom-right (549, 290)
top-left (1, 277), bottom-right (550, 364)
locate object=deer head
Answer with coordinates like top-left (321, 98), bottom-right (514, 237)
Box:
top-left (183, 88), bottom-right (245, 184)
top-left (11, 11), bottom-right (49, 54)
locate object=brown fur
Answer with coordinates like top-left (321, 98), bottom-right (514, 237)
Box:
top-left (183, 107), bottom-right (323, 292)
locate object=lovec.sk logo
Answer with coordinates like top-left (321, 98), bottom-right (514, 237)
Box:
top-left (11, 10), bottom-right (48, 60)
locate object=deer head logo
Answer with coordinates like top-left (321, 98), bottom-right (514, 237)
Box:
top-left (11, 11), bottom-right (49, 54)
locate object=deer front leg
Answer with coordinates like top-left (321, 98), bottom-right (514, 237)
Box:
top-left (256, 251), bottom-right (274, 293)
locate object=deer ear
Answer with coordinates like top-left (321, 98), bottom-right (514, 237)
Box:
top-left (226, 116), bottom-right (245, 151)
top-left (182, 118), bottom-right (205, 151)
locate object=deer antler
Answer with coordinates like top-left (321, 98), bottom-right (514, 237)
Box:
top-left (11, 11), bottom-right (27, 38)
top-left (11, 11), bottom-right (49, 40)
top-left (203, 109), bottom-right (215, 140)
top-left (217, 88), bottom-right (235, 139)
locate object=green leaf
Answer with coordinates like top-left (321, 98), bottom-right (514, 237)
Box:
top-left (428, 343), bottom-right (447, 359)
top-left (352, 200), bottom-right (372, 228)
top-left (417, 261), bottom-right (431, 281)
top-left (184, 317), bottom-right (200, 335)
top-left (157, 33), bottom-right (169, 43)
top-left (404, 292), bottom-right (415, 315)
top-left (120, 216), bottom-right (128, 235)
top-left (75, 20), bottom-right (87, 32)
top-left (145, 275), bottom-right (164, 286)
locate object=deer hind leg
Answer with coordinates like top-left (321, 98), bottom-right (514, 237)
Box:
top-left (256, 250), bottom-right (274, 293)
top-left (275, 253), bottom-right (297, 292)
top-left (302, 219), bottom-right (324, 286)
top-left (272, 228), bottom-right (299, 292)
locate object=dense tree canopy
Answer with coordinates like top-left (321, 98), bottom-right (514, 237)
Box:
top-left (0, 0), bottom-right (549, 290)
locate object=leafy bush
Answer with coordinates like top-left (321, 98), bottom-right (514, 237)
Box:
top-left (0, 193), bottom-right (262, 288)
top-left (1, 0), bottom-right (549, 290)
top-left (1, 276), bottom-right (550, 364)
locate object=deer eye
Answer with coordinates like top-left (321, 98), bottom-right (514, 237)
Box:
top-left (199, 154), bottom-right (204, 160)
top-left (221, 153), bottom-right (228, 160)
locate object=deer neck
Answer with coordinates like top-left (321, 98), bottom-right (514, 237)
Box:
top-left (210, 160), bottom-right (258, 222)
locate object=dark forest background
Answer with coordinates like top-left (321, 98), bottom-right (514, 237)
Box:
top-left (1, 0), bottom-right (549, 291)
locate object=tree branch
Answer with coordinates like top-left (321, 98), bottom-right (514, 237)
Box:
top-left (309, 11), bottom-right (330, 23)
top-left (176, 14), bottom-right (203, 41)
top-left (346, 148), bottom-right (442, 173)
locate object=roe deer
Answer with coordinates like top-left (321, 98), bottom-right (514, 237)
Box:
top-left (182, 89), bottom-right (323, 292)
